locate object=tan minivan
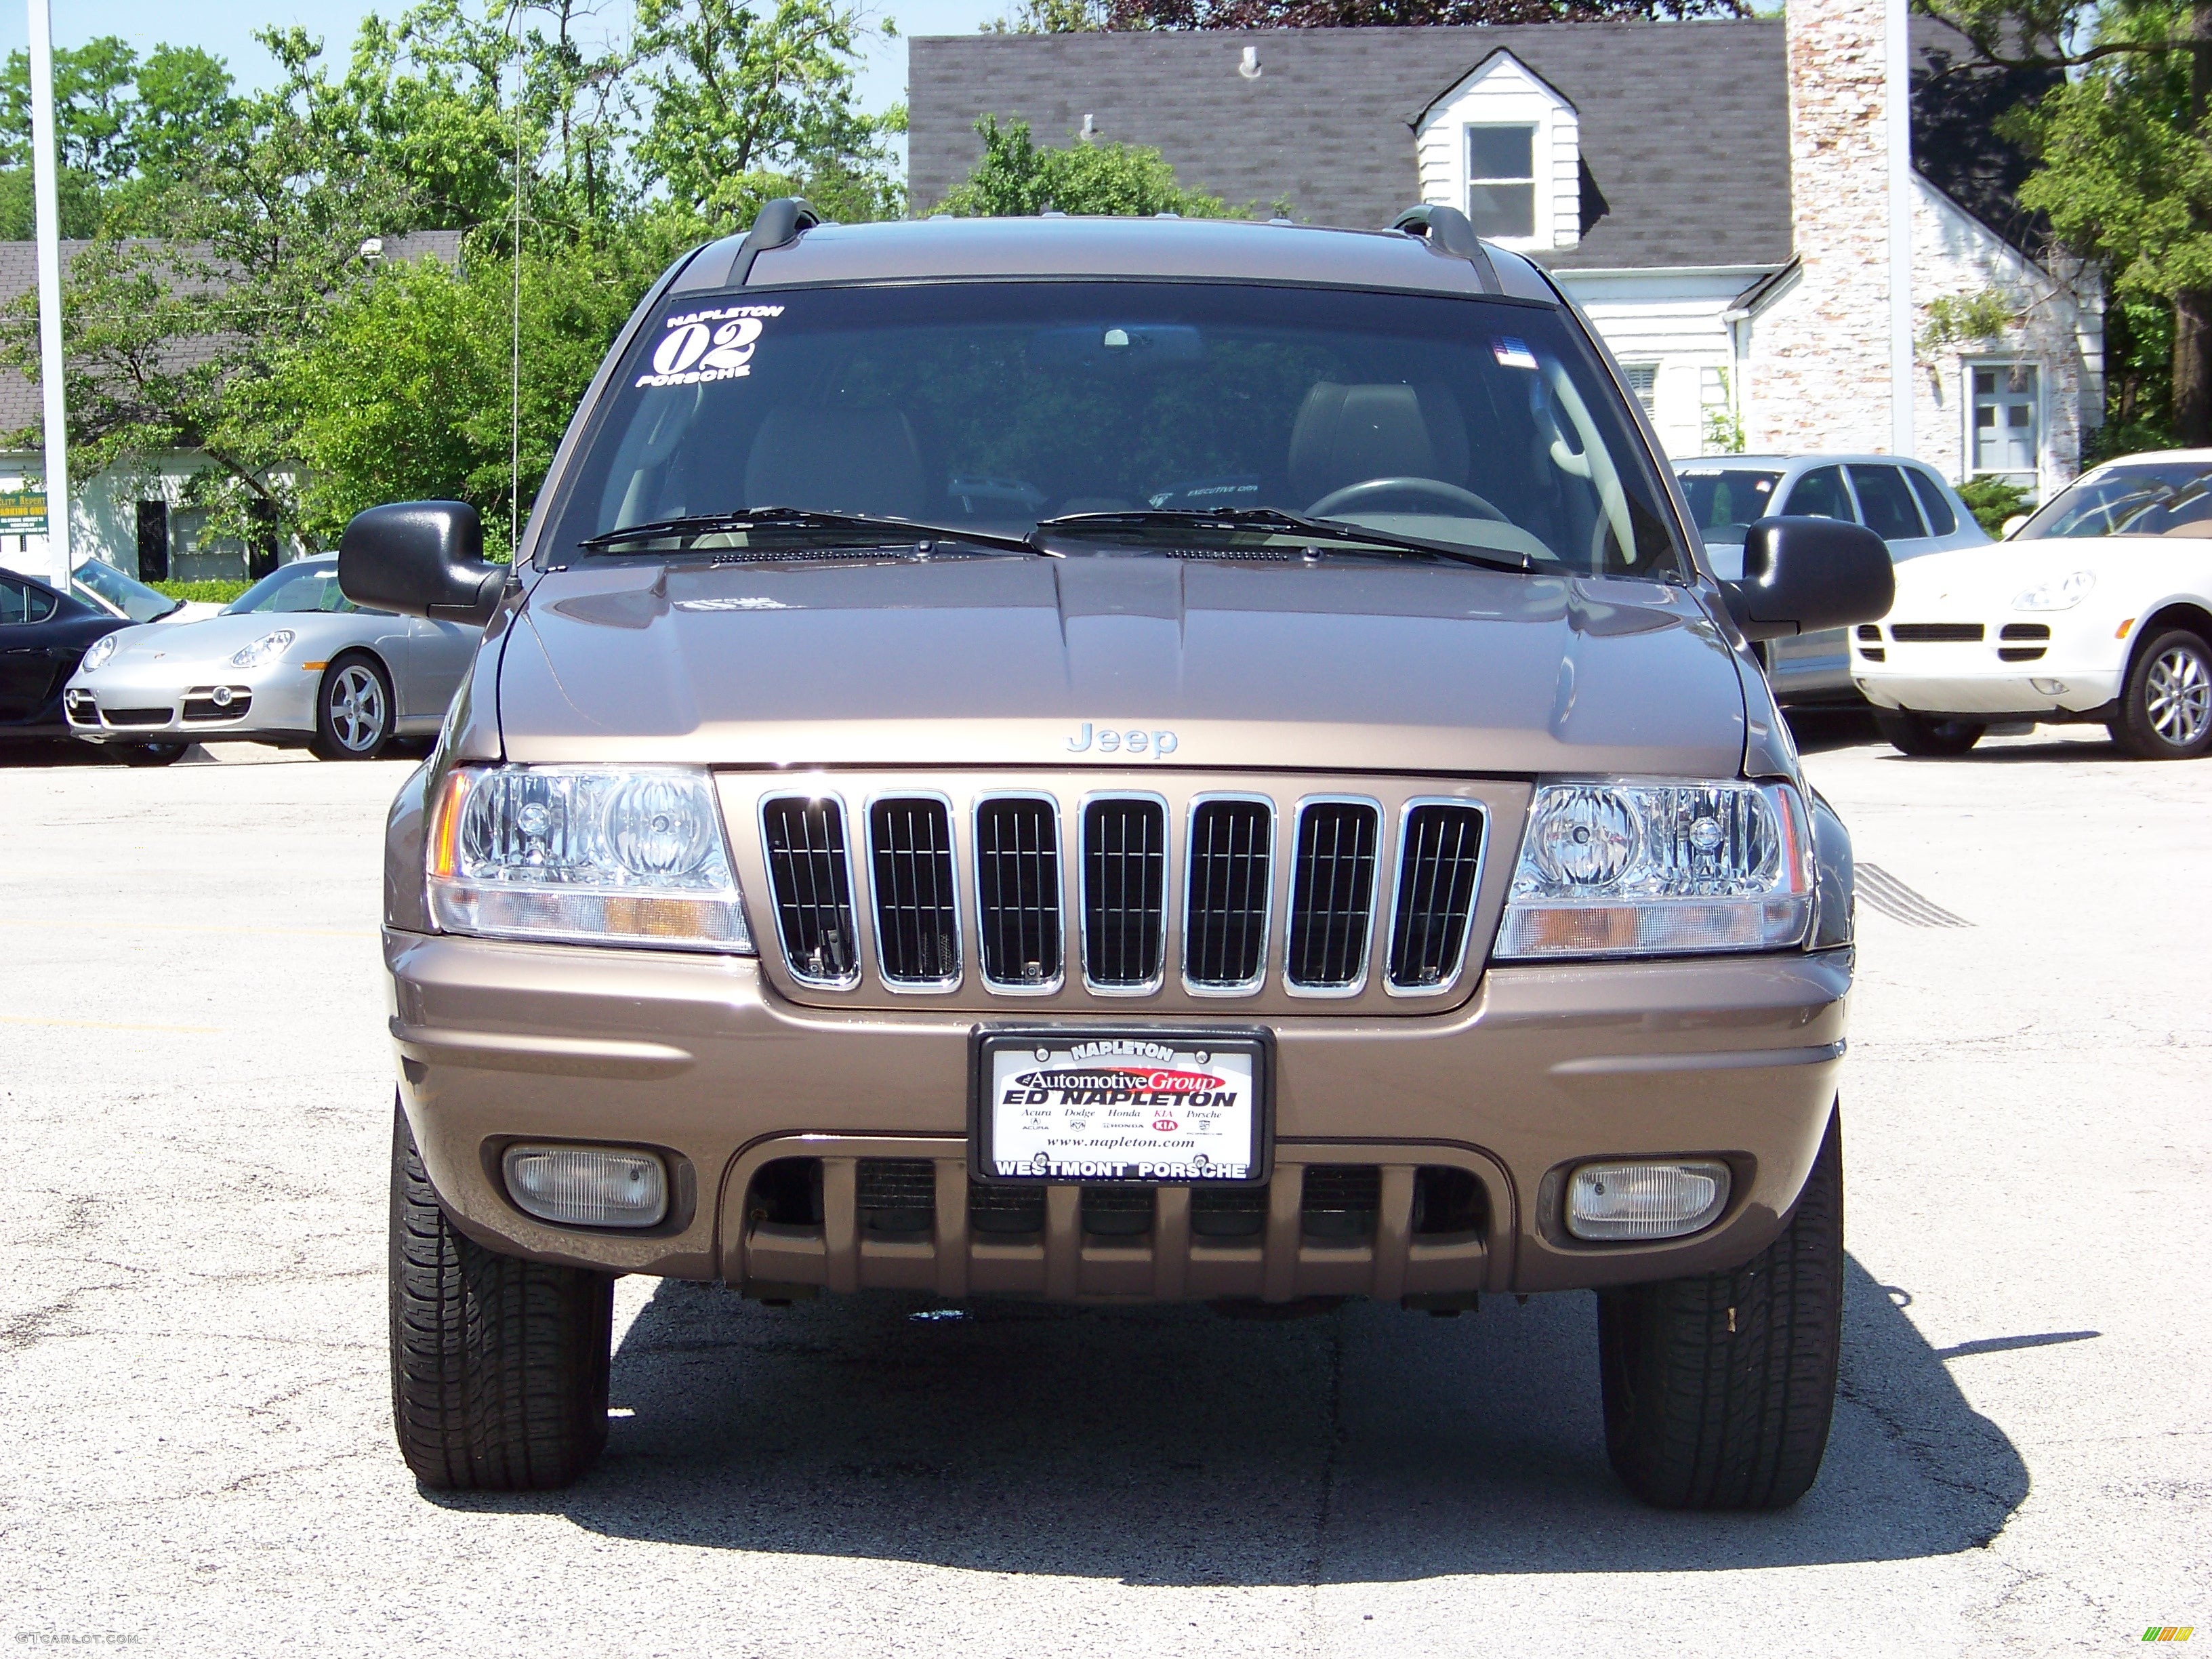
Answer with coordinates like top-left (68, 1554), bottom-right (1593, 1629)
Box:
top-left (344, 203), bottom-right (1892, 1509)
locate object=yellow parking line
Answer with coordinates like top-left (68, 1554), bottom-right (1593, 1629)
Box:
top-left (0, 1015), bottom-right (223, 1035)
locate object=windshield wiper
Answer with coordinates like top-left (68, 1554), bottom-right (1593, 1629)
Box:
top-left (1032, 507), bottom-right (1534, 574)
top-left (579, 507), bottom-right (1055, 557)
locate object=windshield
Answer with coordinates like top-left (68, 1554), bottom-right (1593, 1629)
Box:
top-left (1675, 468), bottom-right (1782, 546)
top-left (2018, 462), bottom-right (2212, 539)
top-left (544, 281), bottom-right (1685, 577)
top-left (222, 562), bottom-right (365, 615)
top-left (73, 559), bottom-right (178, 623)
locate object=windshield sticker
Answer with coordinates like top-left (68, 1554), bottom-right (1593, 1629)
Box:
top-left (1492, 336), bottom-right (1539, 371)
top-left (638, 305), bottom-right (783, 388)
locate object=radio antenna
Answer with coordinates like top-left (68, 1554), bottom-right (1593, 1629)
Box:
top-left (509, 2), bottom-right (525, 557)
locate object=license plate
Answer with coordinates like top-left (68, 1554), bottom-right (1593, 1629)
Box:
top-left (973, 1031), bottom-right (1269, 1184)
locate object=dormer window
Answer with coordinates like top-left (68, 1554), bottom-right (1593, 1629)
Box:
top-left (1467, 125), bottom-right (1537, 241)
top-left (1416, 52), bottom-right (1580, 253)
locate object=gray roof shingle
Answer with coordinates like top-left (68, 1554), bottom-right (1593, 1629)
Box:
top-left (909, 23), bottom-right (1793, 269)
top-left (910, 20), bottom-right (2047, 272)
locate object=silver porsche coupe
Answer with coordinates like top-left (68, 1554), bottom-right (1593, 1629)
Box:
top-left (64, 555), bottom-right (479, 760)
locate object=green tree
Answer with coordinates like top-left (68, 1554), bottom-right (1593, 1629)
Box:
top-left (633, 0), bottom-right (905, 229)
top-left (933, 115), bottom-right (1235, 216)
top-left (0, 0), bottom-right (903, 556)
top-left (1921, 0), bottom-right (2212, 442)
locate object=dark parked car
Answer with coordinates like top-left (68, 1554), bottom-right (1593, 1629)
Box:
top-left (0, 567), bottom-right (183, 764)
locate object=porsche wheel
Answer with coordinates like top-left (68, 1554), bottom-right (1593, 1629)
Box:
top-left (2110, 628), bottom-right (2212, 760)
top-left (312, 654), bottom-right (393, 760)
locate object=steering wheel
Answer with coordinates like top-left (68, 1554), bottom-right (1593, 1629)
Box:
top-left (1304, 476), bottom-right (1513, 523)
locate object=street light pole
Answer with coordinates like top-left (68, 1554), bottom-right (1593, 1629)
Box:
top-left (28, 0), bottom-right (70, 586)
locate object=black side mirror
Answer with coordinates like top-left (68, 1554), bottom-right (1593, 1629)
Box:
top-left (338, 501), bottom-right (508, 624)
top-left (1723, 516), bottom-right (1895, 642)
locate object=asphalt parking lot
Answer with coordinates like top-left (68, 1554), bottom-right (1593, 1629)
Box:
top-left (1, 722), bottom-right (2206, 1657)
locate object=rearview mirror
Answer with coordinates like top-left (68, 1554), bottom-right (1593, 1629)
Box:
top-left (1722, 516), bottom-right (1894, 642)
top-left (338, 501), bottom-right (508, 624)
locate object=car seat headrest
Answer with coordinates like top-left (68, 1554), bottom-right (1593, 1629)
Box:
top-left (744, 406), bottom-right (926, 519)
top-left (1287, 382), bottom-right (1470, 506)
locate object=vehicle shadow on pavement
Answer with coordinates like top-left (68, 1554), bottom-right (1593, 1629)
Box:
top-left (429, 1253), bottom-right (2028, 1581)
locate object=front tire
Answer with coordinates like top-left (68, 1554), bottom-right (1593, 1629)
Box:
top-left (1875, 709), bottom-right (1984, 757)
top-left (312, 653), bottom-right (394, 760)
top-left (2110, 628), bottom-right (2212, 760)
top-left (1597, 1109), bottom-right (1844, 1511)
top-left (388, 1101), bottom-right (613, 1491)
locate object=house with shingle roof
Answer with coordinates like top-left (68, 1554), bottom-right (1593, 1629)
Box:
top-left (909, 1), bottom-right (2098, 495)
top-left (0, 230), bottom-right (463, 582)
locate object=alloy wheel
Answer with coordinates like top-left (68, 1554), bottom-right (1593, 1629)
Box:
top-left (329, 663), bottom-right (388, 752)
top-left (2146, 643), bottom-right (2211, 747)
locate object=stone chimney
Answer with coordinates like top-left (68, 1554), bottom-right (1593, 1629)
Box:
top-left (1755, 0), bottom-right (1912, 454)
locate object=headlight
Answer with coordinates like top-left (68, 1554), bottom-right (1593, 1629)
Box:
top-left (2012, 571), bottom-right (2095, 611)
top-left (427, 764), bottom-right (752, 952)
top-left (1497, 779), bottom-right (1813, 959)
top-left (230, 628), bottom-right (295, 668)
top-left (79, 633), bottom-right (120, 673)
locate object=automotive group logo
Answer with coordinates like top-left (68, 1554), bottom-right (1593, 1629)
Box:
top-left (636, 304), bottom-right (783, 388)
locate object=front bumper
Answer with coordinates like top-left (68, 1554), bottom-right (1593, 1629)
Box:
top-left (64, 659), bottom-right (319, 743)
top-left (386, 928), bottom-right (1851, 1300)
top-left (1851, 618), bottom-right (2125, 716)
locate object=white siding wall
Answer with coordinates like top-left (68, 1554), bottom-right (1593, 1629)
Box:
top-left (1551, 271), bottom-right (1753, 460)
top-left (1416, 54), bottom-right (1581, 255)
top-left (0, 449), bottom-right (307, 581)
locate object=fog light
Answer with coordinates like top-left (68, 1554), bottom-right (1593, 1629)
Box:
top-left (504, 1144), bottom-right (668, 1228)
top-left (2031, 678), bottom-right (2068, 696)
top-left (1565, 1160), bottom-right (1730, 1241)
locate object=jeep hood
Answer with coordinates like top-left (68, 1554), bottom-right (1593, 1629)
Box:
top-left (497, 556), bottom-right (1748, 776)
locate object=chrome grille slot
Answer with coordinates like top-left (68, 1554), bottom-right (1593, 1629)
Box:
top-left (869, 796), bottom-right (961, 988)
top-left (975, 797), bottom-right (1062, 990)
top-left (1183, 798), bottom-right (1271, 992)
top-left (1286, 800), bottom-right (1380, 992)
top-left (760, 795), bottom-right (860, 988)
top-left (1081, 797), bottom-right (1168, 990)
top-left (1387, 802), bottom-right (1485, 993)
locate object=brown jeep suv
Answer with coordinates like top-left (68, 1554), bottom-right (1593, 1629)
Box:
top-left (344, 201), bottom-right (1892, 1509)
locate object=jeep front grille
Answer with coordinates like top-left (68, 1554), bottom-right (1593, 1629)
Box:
top-left (974, 796), bottom-right (1061, 990)
top-left (1183, 798), bottom-right (1271, 991)
top-left (1082, 797), bottom-right (1168, 990)
top-left (868, 796), bottom-right (960, 988)
top-left (760, 796), bottom-right (860, 987)
top-left (1387, 802), bottom-right (1486, 992)
top-left (1286, 800), bottom-right (1380, 992)
top-left (745, 778), bottom-right (1492, 1010)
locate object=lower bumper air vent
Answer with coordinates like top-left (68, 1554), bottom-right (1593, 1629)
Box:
top-left (857, 1158), bottom-right (937, 1235)
top-left (1301, 1164), bottom-right (1381, 1240)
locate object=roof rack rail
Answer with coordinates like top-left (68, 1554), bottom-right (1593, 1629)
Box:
top-left (1389, 205), bottom-right (1498, 293)
top-left (724, 197), bottom-right (822, 287)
